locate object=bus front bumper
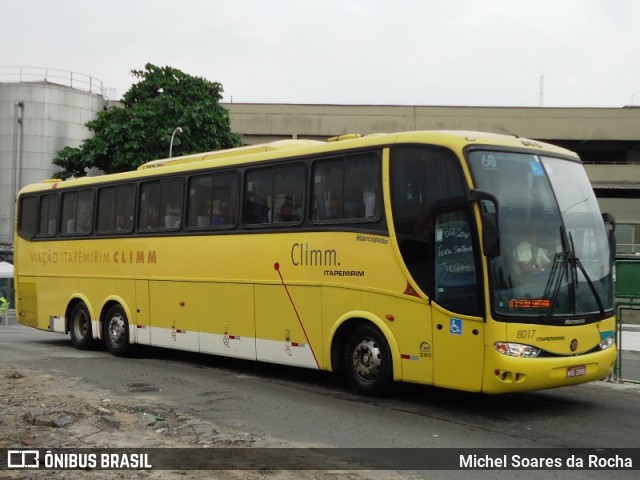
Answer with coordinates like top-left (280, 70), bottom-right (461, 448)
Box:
top-left (481, 345), bottom-right (617, 394)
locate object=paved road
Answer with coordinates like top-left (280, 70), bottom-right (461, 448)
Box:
top-left (2, 318), bottom-right (639, 478)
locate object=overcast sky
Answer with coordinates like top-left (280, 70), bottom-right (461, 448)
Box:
top-left (3, 0), bottom-right (639, 107)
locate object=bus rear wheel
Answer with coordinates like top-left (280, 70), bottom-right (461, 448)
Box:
top-left (344, 324), bottom-right (393, 396)
top-left (69, 302), bottom-right (95, 350)
top-left (103, 304), bottom-right (131, 356)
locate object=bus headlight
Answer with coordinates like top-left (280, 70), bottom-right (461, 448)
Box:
top-left (494, 342), bottom-right (541, 358)
top-left (599, 334), bottom-right (615, 350)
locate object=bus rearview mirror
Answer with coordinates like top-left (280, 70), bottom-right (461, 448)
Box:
top-left (469, 189), bottom-right (500, 258)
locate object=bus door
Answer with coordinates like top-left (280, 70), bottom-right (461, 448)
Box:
top-left (430, 210), bottom-right (485, 391)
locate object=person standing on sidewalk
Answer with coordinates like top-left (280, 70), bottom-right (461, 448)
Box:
top-left (0, 291), bottom-right (8, 324)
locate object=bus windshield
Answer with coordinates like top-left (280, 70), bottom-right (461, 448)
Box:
top-left (468, 150), bottom-right (614, 323)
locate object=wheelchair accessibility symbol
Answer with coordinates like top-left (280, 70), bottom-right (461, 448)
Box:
top-left (450, 318), bottom-right (462, 336)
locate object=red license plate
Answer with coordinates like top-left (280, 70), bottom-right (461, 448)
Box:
top-left (567, 365), bottom-right (586, 378)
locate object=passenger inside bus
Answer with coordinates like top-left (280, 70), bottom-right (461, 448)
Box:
top-left (244, 194), bottom-right (269, 224)
top-left (212, 201), bottom-right (229, 225)
top-left (512, 226), bottom-right (552, 278)
top-left (145, 206), bottom-right (160, 229)
top-left (77, 216), bottom-right (92, 233)
top-left (278, 197), bottom-right (297, 222)
top-left (317, 198), bottom-right (342, 220)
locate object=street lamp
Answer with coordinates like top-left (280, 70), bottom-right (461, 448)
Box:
top-left (169, 127), bottom-right (183, 158)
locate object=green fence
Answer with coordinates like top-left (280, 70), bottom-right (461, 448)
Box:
top-left (615, 260), bottom-right (640, 384)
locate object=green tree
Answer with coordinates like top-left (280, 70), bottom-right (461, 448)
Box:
top-left (53, 63), bottom-right (241, 178)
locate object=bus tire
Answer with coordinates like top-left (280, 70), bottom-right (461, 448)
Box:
top-left (69, 302), bottom-right (95, 350)
top-left (103, 304), bottom-right (131, 356)
top-left (344, 323), bottom-right (393, 397)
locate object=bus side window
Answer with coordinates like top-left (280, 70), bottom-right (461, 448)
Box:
top-left (212, 172), bottom-right (239, 228)
top-left (273, 165), bottom-right (304, 224)
top-left (77, 190), bottom-right (94, 234)
top-left (344, 153), bottom-right (380, 220)
top-left (312, 159), bottom-right (342, 221)
top-left (18, 196), bottom-right (38, 239)
top-left (433, 210), bottom-right (480, 315)
top-left (116, 184), bottom-right (135, 232)
top-left (188, 171), bottom-right (239, 229)
top-left (139, 178), bottom-right (183, 231)
top-left (139, 183), bottom-right (160, 230)
top-left (61, 190), bottom-right (94, 235)
top-left (162, 178), bottom-right (183, 229)
top-left (311, 152), bottom-right (380, 222)
top-left (62, 192), bottom-right (78, 234)
top-left (38, 194), bottom-right (59, 237)
top-left (244, 169), bottom-right (271, 225)
top-left (98, 184), bottom-right (135, 234)
top-left (188, 174), bottom-right (213, 228)
top-left (97, 187), bottom-right (116, 233)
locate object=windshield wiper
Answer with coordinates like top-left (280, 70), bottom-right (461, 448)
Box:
top-left (565, 230), bottom-right (606, 316)
top-left (542, 250), bottom-right (568, 323)
top-left (543, 226), bottom-right (605, 321)
top-left (573, 255), bottom-right (605, 316)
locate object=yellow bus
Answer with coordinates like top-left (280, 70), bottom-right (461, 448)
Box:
top-left (14, 131), bottom-right (617, 395)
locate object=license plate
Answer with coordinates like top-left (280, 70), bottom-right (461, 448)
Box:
top-left (567, 365), bottom-right (586, 378)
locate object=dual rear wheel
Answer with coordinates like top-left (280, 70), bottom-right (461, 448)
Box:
top-left (68, 302), bottom-right (130, 356)
top-left (103, 304), bottom-right (130, 356)
top-left (69, 302), bottom-right (95, 350)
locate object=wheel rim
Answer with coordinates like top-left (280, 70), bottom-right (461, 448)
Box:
top-left (73, 309), bottom-right (89, 339)
top-left (352, 337), bottom-right (382, 381)
top-left (107, 313), bottom-right (126, 347)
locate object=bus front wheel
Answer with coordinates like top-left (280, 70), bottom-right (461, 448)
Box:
top-left (344, 324), bottom-right (393, 396)
top-left (103, 304), bottom-right (131, 356)
top-left (69, 302), bottom-right (95, 350)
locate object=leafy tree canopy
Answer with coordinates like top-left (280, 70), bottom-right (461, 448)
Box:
top-left (53, 63), bottom-right (241, 178)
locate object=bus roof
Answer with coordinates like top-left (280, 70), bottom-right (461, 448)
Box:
top-left (18, 130), bottom-right (578, 194)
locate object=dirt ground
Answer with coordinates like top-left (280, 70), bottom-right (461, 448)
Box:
top-left (0, 363), bottom-right (404, 480)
